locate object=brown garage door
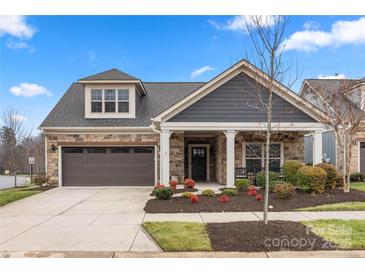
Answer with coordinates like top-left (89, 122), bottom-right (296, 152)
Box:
top-left (62, 147), bottom-right (155, 186)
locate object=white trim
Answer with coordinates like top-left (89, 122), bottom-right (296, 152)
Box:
top-left (312, 131), bottom-right (323, 165)
top-left (188, 144), bottom-right (210, 181)
top-left (242, 142), bottom-right (283, 169)
top-left (78, 79), bottom-right (147, 95)
top-left (225, 130), bottom-right (237, 187)
top-left (152, 60), bottom-right (325, 123)
top-left (85, 84), bottom-right (136, 119)
top-left (161, 122), bottom-right (327, 132)
top-left (154, 145), bottom-right (158, 185)
top-left (44, 135), bottom-right (48, 173)
top-left (41, 127), bottom-right (154, 134)
top-left (58, 145), bottom-right (62, 187)
top-left (358, 141), bottom-right (361, 173)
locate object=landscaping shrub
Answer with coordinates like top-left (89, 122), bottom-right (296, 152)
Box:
top-left (273, 182), bottom-right (295, 199)
top-left (296, 166), bottom-right (327, 193)
top-left (221, 188), bottom-right (238, 196)
top-left (32, 172), bottom-right (49, 187)
top-left (256, 194), bottom-right (263, 201)
top-left (181, 192), bottom-right (192, 198)
top-left (315, 162), bottom-right (337, 190)
top-left (350, 172), bottom-right (365, 182)
top-left (336, 173), bottom-right (344, 188)
top-left (248, 185), bottom-right (257, 196)
top-left (235, 179), bottom-right (249, 190)
top-left (154, 187), bottom-right (174, 200)
top-left (184, 178), bottom-right (196, 189)
top-left (202, 189), bottom-right (215, 196)
top-left (169, 180), bottom-right (178, 190)
top-left (282, 160), bottom-right (303, 184)
top-left (218, 194), bottom-right (230, 203)
top-left (256, 171), bottom-right (279, 190)
top-left (190, 194), bottom-right (200, 203)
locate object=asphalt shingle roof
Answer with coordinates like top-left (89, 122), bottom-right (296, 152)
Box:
top-left (78, 68), bottom-right (139, 81)
top-left (40, 82), bottom-right (205, 128)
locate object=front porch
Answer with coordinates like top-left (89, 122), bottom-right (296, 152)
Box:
top-left (160, 123), bottom-right (325, 187)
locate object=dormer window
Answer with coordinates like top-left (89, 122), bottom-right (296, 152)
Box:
top-left (85, 85), bottom-right (136, 118)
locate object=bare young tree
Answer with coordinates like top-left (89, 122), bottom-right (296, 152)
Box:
top-left (244, 15), bottom-right (297, 224)
top-left (308, 80), bottom-right (365, 192)
top-left (0, 108), bottom-right (29, 186)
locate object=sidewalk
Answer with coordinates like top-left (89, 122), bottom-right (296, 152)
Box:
top-left (144, 211), bottom-right (365, 223)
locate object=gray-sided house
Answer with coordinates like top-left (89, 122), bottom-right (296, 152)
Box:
top-left (300, 78), bottom-right (365, 173)
top-left (40, 60), bottom-right (327, 187)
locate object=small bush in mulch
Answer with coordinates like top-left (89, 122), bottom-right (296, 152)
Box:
top-left (235, 179), bottom-right (250, 190)
top-left (150, 187), bottom-right (197, 197)
top-left (282, 160), bottom-right (303, 185)
top-left (273, 182), bottom-right (295, 199)
top-left (154, 187), bottom-right (173, 200)
top-left (207, 221), bottom-right (337, 252)
top-left (247, 185), bottom-right (257, 196)
top-left (350, 172), bottom-right (365, 182)
top-left (256, 171), bottom-right (279, 190)
top-left (221, 188), bottom-right (237, 196)
top-left (144, 188), bottom-right (365, 213)
top-left (202, 189), bottom-right (215, 196)
top-left (255, 194), bottom-right (263, 201)
top-left (315, 163), bottom-right (338, 190)
top-left (184, 178), bottom-right (196, 189)
top-left (181, 192), bottom-right (193, 198)
top-left (169, 180), bottom-right (178, 190)
top-left (296, 166), bottom-right (327, 193)
top-left (218, 194), bottom-right (230, 203)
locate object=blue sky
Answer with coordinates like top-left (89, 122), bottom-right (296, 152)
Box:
top-left (1, 15), bottom-right (365, 134)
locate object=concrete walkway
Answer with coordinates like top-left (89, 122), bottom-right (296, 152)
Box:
top-left (144, 211), bottom-right (365, 223)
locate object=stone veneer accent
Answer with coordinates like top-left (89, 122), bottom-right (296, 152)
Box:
top-left (46, 133), bottom-right (159, 186)
top-left (169, 133), bottom-right (185, 184)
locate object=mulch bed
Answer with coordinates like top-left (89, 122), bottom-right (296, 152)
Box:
top-left (144, 188), bottom-right (365, 213)
top-left (207, 221), bottom-right (337, 252)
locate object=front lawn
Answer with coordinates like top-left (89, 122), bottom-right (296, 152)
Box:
top-left (351, 183), bottom-right (365, 192)
top-left (144, 221), bottom-right (343, 252)
top-left (143, 222), bottom-right (212, 251)
top-left (0, 185), bottom-right (42, 206)
top-left (297, 202), bottom-right (365, 211)
top-left (303, 219), bottom-right (365, 249)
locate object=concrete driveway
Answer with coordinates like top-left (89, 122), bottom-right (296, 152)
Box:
top-left (0, 187), bottom-right (160, 252)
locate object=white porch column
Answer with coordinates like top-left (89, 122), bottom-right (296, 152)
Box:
top-left (312, 131), bottom-right (323, 165)
top-left (160, 129), bottom-right (171, 185)
top-left (224, 130), bottom-right (237, 188)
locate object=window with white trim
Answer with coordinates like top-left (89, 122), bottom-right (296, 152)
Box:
top-left (91, 89), bottom-right (102, 113)
top-left (104, 89), bottom-right (116, 113)
top-left (118, 89), bottom-right (129, 113)
top-left (244, 143), bottom-right (282, 172)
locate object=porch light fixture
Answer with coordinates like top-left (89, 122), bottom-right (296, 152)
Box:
top-left (51, 144), bottom-right (57, 152)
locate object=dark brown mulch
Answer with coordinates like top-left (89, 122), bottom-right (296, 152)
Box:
top-left (149, 187), bottom-right (197, 196)
top-left (144, 188), bottom-right (365, 213)
top-left (207, 221), bottom-right (337, 252)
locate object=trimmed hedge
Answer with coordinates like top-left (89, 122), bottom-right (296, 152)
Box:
top-left (202, 189), bottom-right (215, 196)
top-left (154, 187), bottom-right (174, 200)
top-left (256, 171), bottom-right (279, 190)
top-left (221, 188), bottom-right (238, 196)
top-left (282, 160), bottom-right (303, 184)
top-left (350, 172), bottom-right (365, 182)
top-left (315, 162), bottom-right (337, 190)
top-left (273, 182), bottom-right (295, 199)
top-left (296, 166), bottom-right (327, 193)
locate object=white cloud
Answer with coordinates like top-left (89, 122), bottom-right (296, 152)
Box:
top-left (209, 15), bottom-right (277, 33)
top-left (318, 74), bottom-right (347, 79)
top-left (9, 83), bottom-right (52, 97)
top-left (6, 39), bottom-right (29, 49)
top-left (0, 16), bottom-right (35, 39)
top-left (11, 114), bottom-right (27, 122)
top-left (303, 20), bottom-right (320, 31)
top-left (284, 17), bottom-right (365, 52)
top-left (191, 66), bottom-right (215, 79)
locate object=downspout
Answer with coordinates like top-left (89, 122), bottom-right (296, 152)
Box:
top-left (151, 120), bottom-right (162, 184)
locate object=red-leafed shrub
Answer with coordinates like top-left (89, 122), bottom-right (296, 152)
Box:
top-left (248, 186), bottom-right (257, 196)
top-left (154, 183), bottom-right (165, 189)
top-left (218, 194), bottom-right (230, 203)
top-left (169, 180), bottom-right (178, 190)
top-left (190, 194), bottom-right (200, 203)
top-left (184, 178), bottom-right (196, 189)
top-left (256, 194), bottom-right (263, 201)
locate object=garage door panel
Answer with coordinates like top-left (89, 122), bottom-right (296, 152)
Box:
top-left (62, 147), bottom-right (155, 186)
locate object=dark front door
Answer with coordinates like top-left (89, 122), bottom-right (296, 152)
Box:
top-left (191, 147), bottom-right (207, 181)
top-left (360, 142), bottom-right (365, 173)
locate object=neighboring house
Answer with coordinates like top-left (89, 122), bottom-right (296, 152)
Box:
top-left (300, 78), bottom-right (365, 173)
top-left (40, 59), bottom-right (326, 187)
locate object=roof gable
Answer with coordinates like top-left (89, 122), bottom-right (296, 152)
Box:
top-left (78, 68), bottom-right (138, 81)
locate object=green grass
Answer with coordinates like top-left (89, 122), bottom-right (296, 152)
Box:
top-left (143, 222), bottom-right (212, 251)
top-left (351, 182), bottom-right (365, 192)
top-left (0, 186), bottom-right (42, 206)
top-left (303, 219), bottom-right (365, 249)
top-left (296, 202), bottom-right (365, 211)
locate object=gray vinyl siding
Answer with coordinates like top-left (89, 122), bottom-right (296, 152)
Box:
top-left (304, 131), bottom-right (336, 165)
top-left (169, 73), bottom-right (316, 123)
